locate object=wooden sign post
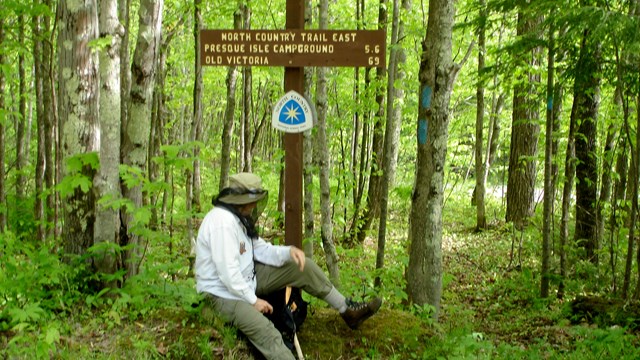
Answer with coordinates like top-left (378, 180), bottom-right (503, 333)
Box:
top-left (201, 2), bottom-right (385, 248)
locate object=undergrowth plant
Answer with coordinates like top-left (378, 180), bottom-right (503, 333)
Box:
top-left (0, 231), bottom-right (84, 358)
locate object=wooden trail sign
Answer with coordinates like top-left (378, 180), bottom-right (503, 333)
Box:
top-left (201, 2), bottom-right (386, 249)
top-left (200, 29), bottom-right (386, 68)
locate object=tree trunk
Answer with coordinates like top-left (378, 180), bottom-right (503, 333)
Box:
top-left (32, 8), bottom-right (47, 241)
top-left (558, 87), bottom-right (578, 300)
top-left (219, 11), bottom-right (242, 192)
top-left (618, 2), bottom-right (639, 298)
top-left (121, 0), bottom-right (163, 278)
top-left (376, 0), bottom-right (407, 287)
top-left (0, 20), bottom-right (5, 230)
top-left (16, 15), bottom-right (27, 204)
top-left (407, 0), bottom-right (460, 320)
top-left (242, 65), bottom-right (252, 172)
top-left (187, 0), bottom-right (204, 260)
top-left (302, 0), bottom-right (314, 256)
top-left (120, 0), bottom-right (131, 142)
top-left (609, 131), bottom-right (626, 293)
top-left (541, 19), bottom-right (555, 298)
top-left (623, 119), bottom-right (636, 297)
top-left (474, 0), bottom-right (487, 230)
top-left (506, 9), bottom-right (541, 230)
top-left (350, 0), bottom-right (388, 247)
top-left (610, 28), bottom-right (630, 292)
top-left (241, 3), bottom-right (252, 173)
top-left (58, 0), bottom-right (100, 257)
top-left (32, 0), bottom-right (57, 241)
top-left (488, 93), bottom-right (505, 167)
top-left (633, 96), bottom-right (640, 299)
top-left (597, 125), bottom-right (615, 257)
top-left (317, 0), bottom-right (340, 287)
top-left (148, 31), bottom-right (170, 228)
top-left (573, 29), bottom-right (602, 263)
top-left (94, 0), bottom-right (122, 279)
top-left (351, 0), bottom-right (363, 221)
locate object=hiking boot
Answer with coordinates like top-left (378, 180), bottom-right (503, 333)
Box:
top-left (340, 297), bottom-right (382, 330)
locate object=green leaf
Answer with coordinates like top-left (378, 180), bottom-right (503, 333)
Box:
top-left (88, 36), bottom-right (113, 51)
top-left (45, 327), bottom-right (60, 345)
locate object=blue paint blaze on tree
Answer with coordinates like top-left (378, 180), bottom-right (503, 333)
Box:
top-left (547, 96), bottom-right (553, 111)
top-left (419, 119), bottom-right (428, 145)
top-left (422, 86), bottom-right (432, 109)
top-left (419, 86), bottom-right (432, 145)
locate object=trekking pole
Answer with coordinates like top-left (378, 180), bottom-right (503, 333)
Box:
top-left (285, 287), bottom-right (305, 360)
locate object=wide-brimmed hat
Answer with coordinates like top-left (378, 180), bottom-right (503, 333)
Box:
top-left (217, 173), bottom-right (268, 205)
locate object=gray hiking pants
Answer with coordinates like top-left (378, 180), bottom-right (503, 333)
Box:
top-left (203, 257), bottom-right (334, 360)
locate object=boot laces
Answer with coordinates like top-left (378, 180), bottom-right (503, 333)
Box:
top-left (346, 298), bottom-right (368, 311)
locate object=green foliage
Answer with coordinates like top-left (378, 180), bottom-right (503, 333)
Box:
top-left (88, 36), bottom-right (113, 51)
top-left (0, 232), bottom-right (85, 358)
top-left (57, 152), bottom-right (100, 199)
top-left (565, 326), bottom-right (640, 359)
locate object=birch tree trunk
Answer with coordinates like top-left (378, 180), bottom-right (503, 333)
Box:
top-left (94, 0), bottom-right (122, 278)
top-left (407, 0), bottom-right (461, 320)
top-left (121, 0), bottom-right (163, 278)
top-left (58, 0), bottom-right (100, 257)
top-left (317, 0), bottom-right (340, 287)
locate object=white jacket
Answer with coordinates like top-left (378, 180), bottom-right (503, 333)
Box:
top-left (195, 206), bottom-right (291, 304)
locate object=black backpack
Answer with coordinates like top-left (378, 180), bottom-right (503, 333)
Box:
top-left (263, 287), bottom-right (308, 351)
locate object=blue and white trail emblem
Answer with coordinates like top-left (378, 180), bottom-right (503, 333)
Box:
top-left (272, 90), bottom-right (314, 133)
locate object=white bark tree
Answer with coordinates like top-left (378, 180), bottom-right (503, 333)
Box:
top-left (58, 0), bottom-right (100, 257)
top-left (406, 0), bottom-right (467, 320)
top-left (94, 0), bottom-right (123, 278)
top-left (376, 0), bottom-right (409, 286)
top-left (121, 0), bottom-right (163, 278)
top-left (316, 0), bottom-right (340, 287)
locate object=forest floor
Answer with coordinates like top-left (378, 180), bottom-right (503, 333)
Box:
top-left (4, 209), bottom-right (640, 359)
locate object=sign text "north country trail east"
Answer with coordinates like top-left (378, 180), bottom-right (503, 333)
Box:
top-left (200, 29), bottom-right (386, 68)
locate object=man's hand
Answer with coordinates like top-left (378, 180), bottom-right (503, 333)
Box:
top-left (254, 298), bottom-right (273, 314)
top-left (290, 246), bottom-right (306, 272)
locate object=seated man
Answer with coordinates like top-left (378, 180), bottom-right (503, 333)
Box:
top-left (195, 172), bottom-right (382, 360)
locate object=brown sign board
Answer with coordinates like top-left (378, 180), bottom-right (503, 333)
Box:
top-left (200, 29), bottom-right (386, 68)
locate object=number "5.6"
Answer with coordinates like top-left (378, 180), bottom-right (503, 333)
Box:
top-left (365, 45), bottom-right (380, 54)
